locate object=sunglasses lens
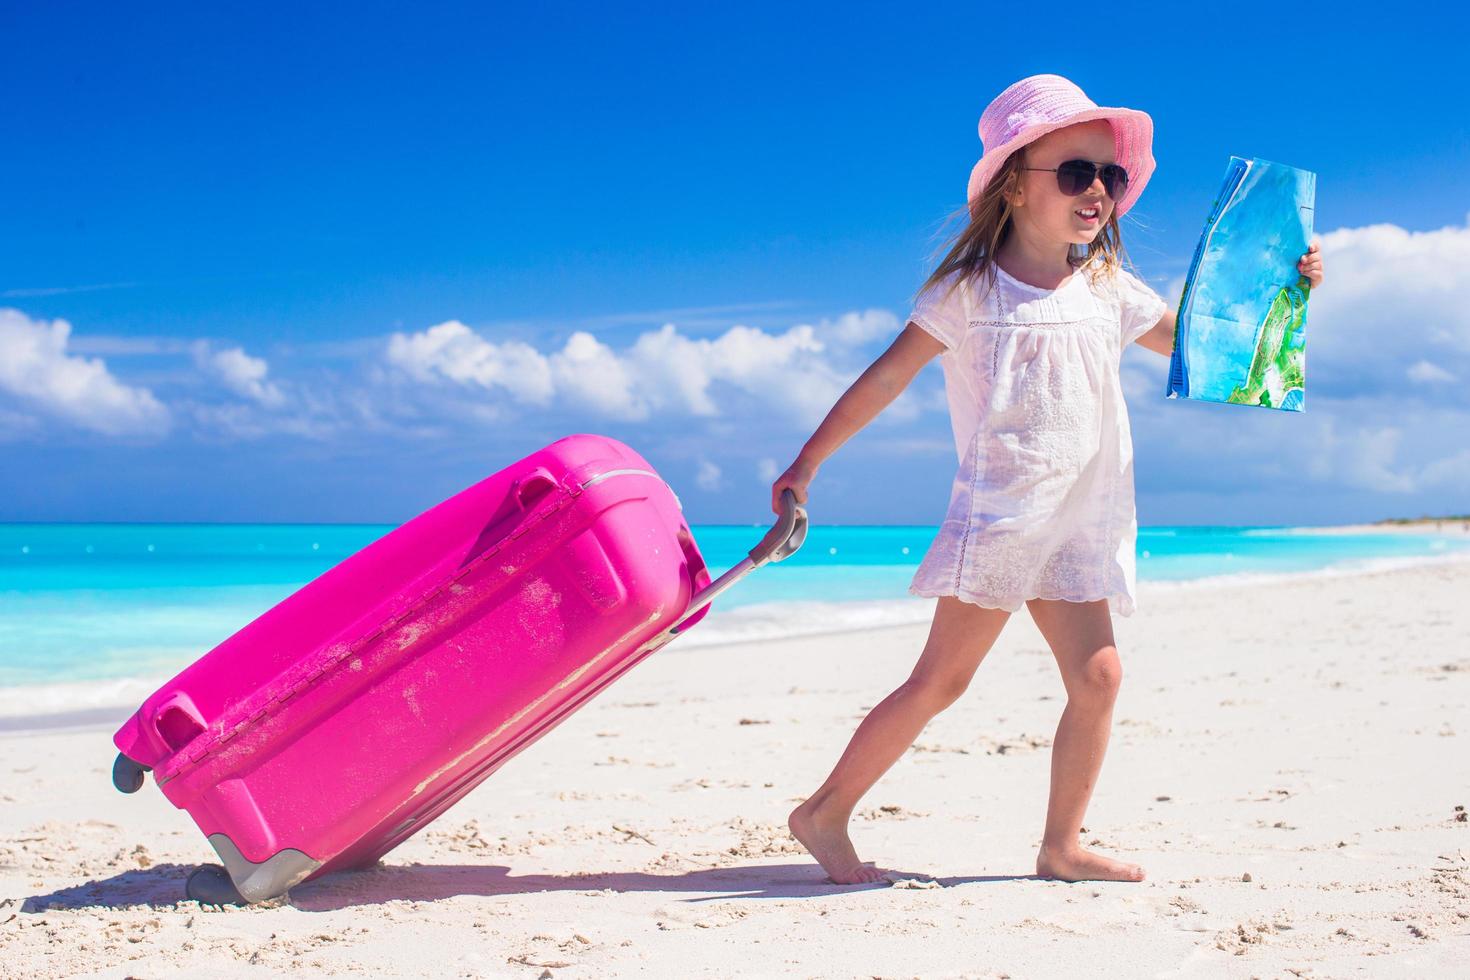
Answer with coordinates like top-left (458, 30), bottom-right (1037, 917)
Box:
top-left (1102, 164), bottom-right (1129, 199)
top-left (1056, 160), bottom-right (1093, 196)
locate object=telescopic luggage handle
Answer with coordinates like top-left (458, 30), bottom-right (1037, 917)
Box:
top-left (748, 488), bottom-right (809, 566)
top-left (657, 488), bottom-right (808, 642)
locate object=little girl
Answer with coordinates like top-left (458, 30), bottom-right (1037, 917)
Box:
top-left (772, 74), bottom-right (1325, 885)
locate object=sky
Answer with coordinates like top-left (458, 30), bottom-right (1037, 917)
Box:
top-left (3, 3), bottom-right (1468, 527)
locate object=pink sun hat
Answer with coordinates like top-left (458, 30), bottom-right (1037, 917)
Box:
top-left (967, 74), bottom-right (1156, 219)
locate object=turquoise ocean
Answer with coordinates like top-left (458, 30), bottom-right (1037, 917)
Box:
top-left (1, 523), bottom-right (1464, 712)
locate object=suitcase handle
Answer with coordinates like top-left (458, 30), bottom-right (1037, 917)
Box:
top-left (514, 470), bottom-right (559, 510)
top-left (151, 693), bottom-right (207, 752)
top-left (660, 488), bottom-right (807, 641)
top-left (747, 488), bottom-right (808, 566)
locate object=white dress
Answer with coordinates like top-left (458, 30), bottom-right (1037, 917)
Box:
top-left (905, 261), bottom-right (1168, 617)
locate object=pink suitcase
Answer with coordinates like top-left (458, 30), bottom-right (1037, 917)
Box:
top-left (110, 433), bottom-right (807, 903)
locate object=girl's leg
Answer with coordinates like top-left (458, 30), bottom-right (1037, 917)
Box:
top-left (789, 595), bottom-right (1011, 883)
top-left (1024, 597), bottom-right (1145, 882)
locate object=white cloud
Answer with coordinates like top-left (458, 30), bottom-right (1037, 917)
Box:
top-left (0, 281), bottom-right (137, 299)
top-left (756, 457), bottom-right (780, 483)
top-left (68, 335), bottom-right (196, 356)
top-left (192, 342), bottom-right (286, 407)
top-left (1420, 449), bottom-right (1470, 490)
top-left (1336, 424), bottom-right (1417, 494)
top-left (1306, 413), bottom-right (1470, 495)
top-left (0, 407), bottom-right (41, 442)
top-left (185, 401), bottom-right (334, 441)
top-left (813, 309), bottom-right (902, 346)
top-left (1308, 216), bottom-right (1470, 381)
top-left (695, 458), bottom-right (723, 491)
top-left (551, 331), bottom-right (645, 419)
top-left (1125, 215), bottom-right (1470, 511)
top-left (386, 317), bottom-right (857, 426)
top-left (0, 308), bottom-right (170, 436)
top-left (626, 322), bottom-right (841, 421)
top-left (386, 320), bottom-right (555, 405)
top-left (1406, 359), bottom-right (1455, 384)
top-left (1290, 217), bottom-right (1470, 494)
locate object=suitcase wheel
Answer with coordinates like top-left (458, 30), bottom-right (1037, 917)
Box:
top-left (185, 864), bottom-right (246, 905)
top-left (111, 753), bottom-right (151, 794)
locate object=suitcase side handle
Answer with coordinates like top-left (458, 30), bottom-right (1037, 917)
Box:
top-left (152, 693), bottom-right (208, 752)
top-left (514, 470), bottom-right (559, 510)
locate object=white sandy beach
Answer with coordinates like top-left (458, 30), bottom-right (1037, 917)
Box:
top-left (3, 556), bottom-right (1469, 978)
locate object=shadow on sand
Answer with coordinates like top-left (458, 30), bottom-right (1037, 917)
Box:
top-left (23, 862), bottom-right (1038, 913)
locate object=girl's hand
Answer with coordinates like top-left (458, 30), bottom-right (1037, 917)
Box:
top-left (771, 457), bottom-right (817, 515)
top-left (1298, 238), bottom-right (1324, 289)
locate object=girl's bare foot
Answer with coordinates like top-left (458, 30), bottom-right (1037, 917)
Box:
top-left (1036, 842), bottom-right (1145, 882)
top-left (788, 799), bottom-right (888, 884)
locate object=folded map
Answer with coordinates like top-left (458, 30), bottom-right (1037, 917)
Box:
top-left (1166, 156), bottom-right (1316, 411)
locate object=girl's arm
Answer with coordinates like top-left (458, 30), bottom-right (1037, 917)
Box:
top-left (1132, 242), bottom-right (1325, 359)
top-left (1133, 309), bottom-right (1176, 357)
top-left (770, 323), bottom-right (945, 513)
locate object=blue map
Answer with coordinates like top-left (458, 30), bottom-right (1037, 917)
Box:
top-left (1166, 156), bottom-right (1316, 411)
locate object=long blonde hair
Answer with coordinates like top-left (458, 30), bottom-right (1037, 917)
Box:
top-left (914, 140), bottom-right (1138, 308)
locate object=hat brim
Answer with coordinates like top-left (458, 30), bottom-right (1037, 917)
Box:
top-left (967, 106), bottom-right (1155, 219)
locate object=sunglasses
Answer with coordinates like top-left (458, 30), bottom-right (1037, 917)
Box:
top-left (1023, 159), bottom-right (1129, 199)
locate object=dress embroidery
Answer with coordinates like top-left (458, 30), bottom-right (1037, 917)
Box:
top-left (905, 261), bottom-right (1168, 617)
